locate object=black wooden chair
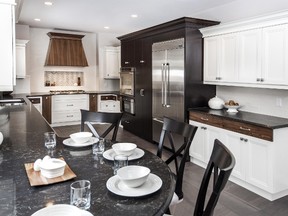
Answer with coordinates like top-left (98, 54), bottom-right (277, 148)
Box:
top-left (156, 117), bottom-right (198, 212)
top-left (80, 109), bottom-right (123, 142)
top-left (164, 139), bottom-right (236, 216)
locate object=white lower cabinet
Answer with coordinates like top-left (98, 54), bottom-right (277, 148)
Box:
top-left (189, 120), bottom-right (288, 201)
top-left (51, 94), bottom-right (89, 125)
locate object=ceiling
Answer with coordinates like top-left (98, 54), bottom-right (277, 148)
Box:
top-left (16, 0), bottom-right (288, 35)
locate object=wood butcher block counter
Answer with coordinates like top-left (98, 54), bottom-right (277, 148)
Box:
top-left (188, 107), bottom-right (288, 201)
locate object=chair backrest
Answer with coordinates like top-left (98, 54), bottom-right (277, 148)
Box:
top-left (80, 109), bottom-right (123, 142)
top-left (194, 139), bottom-right (236, 216)
top-left (157, 117), bottom-right (198, 200)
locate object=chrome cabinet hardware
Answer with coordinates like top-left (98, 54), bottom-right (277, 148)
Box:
top-left (240, 137), bottom-right (248, 142)
top-left (201, 126), bottom-right (207, 130)
top-left (140, 60), bottom-right (145, 63)
top-left (124, 61), bottom-right (130, 64)
top-left (200, 117), bottom-right (209, 121)
top-left (140, 89), bottom-right (145, 96)
top-left (240, 126), bottom-right (251, 131)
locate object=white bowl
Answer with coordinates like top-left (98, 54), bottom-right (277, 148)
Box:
top-left (224, 104), bottom-right (241, 113)
top-left (208, 96), bottom-right (224, 110)
top-left (70, 132), bottom-right (92, 144)
top-left (117, 165), bottom-right (150, 188)
top-left (112, 143), bottom-right (137, 156)
top-left (40, 158), bottom-right (66, 178)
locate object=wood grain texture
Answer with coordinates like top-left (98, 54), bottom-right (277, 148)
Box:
top-left (24, 157), bottom-right (76, 186)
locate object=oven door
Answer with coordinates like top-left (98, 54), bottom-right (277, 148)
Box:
top-left (119, 67), bottom-right (135, 96)
top-left (121, 97), bottom-right (135, 115)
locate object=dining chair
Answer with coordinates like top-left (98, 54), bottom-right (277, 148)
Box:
top-left (80, 109), bottom-right (123, 142)
top-left (164, 139), bottom-right (236, 216)
top-left (156, 117), bottom-right (198, 213)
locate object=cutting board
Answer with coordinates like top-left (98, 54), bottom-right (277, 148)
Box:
top-left (24, 157), bottom-right (76, 186)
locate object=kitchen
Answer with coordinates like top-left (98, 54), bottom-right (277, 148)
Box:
top-left (2, 0), bottom-right (288, 215)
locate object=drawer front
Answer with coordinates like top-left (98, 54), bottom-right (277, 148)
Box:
top-left (53, 100), bottom-right (87, 111)
top-left (52, 111), bottom-right (81, 123)
top-left (222, 119), bottom-right (273, 141)
top-left (189, 112), bottom-right (223, 128)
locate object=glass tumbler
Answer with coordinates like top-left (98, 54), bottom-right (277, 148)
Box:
top-left (44, 132), bottom-right (56, 149)
top-left (70, 180), bottom-right (91, 210)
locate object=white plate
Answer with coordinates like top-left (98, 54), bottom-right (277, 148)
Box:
top-left (31, 204), bottom-right (93, 216)
top-left (63, 137), bottom-right (99, 147)
top-left (103, 148), bottom-right (144, 161)
top-left (106, 173), bottom-right (162, 197)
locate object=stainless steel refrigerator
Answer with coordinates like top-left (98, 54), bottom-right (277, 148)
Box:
top-left (152, 38), bottom-right (185, 150)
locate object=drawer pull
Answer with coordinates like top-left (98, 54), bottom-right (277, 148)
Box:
top-left (240, 126), bottom-right (251, 131)
top-left (67, 115), bottom-right (74, 117)
top-left (201, 126), bottom-right (207, 130)
top-left (67, 104), bottom-right (74, 107)
top-left (240, 137), bottom-right (248, 142)
top-left (200, 117), bottom-right (209, 121)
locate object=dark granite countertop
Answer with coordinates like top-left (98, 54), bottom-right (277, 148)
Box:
top-left (0, 96), bottom-right (174, 216)
top-left (25, 91), bottom-right (120, 97)
top-left (188, 107), bottom-right (288, 129)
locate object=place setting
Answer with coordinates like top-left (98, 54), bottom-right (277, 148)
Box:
top-left (63, 132), bottom-right (99, 147)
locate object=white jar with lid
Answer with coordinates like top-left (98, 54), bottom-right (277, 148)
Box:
top-left (208, 96), bottom-right (224, 110)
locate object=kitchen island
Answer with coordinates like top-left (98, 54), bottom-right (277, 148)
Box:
top-left (189, 107), bottom-right (288, 201)
top-left (0, 96), bottom-right (175, 216)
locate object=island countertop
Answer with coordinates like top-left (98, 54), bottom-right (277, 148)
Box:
top-left (0, 96), bottom-right (175, 216)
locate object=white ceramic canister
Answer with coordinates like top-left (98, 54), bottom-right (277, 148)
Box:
top-left (208, 96), bottom-right (224, 110)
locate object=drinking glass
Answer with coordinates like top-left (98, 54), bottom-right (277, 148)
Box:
top-left (92, 138), bottom-right (106, 155)
top-left (70, 180), bottom-right (91, 210)
top-left (44, 132), bottom-right (56, 149)
top-left (113, 154), bottom-right (128, 175)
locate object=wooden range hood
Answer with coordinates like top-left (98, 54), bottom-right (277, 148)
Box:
top-left (45, 32), bottom-right (88, 66)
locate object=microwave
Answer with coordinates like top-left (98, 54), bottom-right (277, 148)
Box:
top-left (119, 67), bottom-right (135, 96)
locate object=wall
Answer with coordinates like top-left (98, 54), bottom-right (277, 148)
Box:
top-left (13, 26), bottom-right (121, 94)
top-left (217, 86), bottom-right (288, 118)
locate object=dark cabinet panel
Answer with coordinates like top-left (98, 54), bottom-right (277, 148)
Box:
top-left (89, 94), bottom-right (97, 112)
top-left (42, 95), bottom-right (51, 123)
top-left (120, 40), bottom-right (135, 67)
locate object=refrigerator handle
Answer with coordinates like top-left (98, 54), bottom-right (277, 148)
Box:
top-left (166, 63), bottom-right (171, 107)
top-left (161, 63), bottom-right (165, 106)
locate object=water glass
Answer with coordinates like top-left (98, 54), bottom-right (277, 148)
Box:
top-left (70, 180), bottom-right (91, 210)
top-left (113, 154), bottom-right (128, 175)
top-left (44, 132), bottom-right (56, 149)
top-left (92, 138), bottom-right (106, 155)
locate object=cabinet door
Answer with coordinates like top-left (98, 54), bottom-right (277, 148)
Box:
top-left (121, 40), bottom-right (135, 67)
top-left (0, 2), bottom-right (15, 91)
top-left (16, 40), bottom-right (29, 78)
top-left (238, 29), bottom-right (262, 83)
top-left (262, 24), bottom-right (288, 85)
top-left (189, 121), bottom-right (206, 163)
top-left (104, 47), bottom-right (120, 78)
top-left (89, 94), bottom-right (97, 112)
top-left (42, 96), bottom-right (51, 123)
top-left (203, 37), bottom-right (219, 82)
top-left (246, 137), bottom-right (273, 192)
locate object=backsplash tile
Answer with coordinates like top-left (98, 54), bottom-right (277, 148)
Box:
top-left (44, 71), bottom-right (84, 86)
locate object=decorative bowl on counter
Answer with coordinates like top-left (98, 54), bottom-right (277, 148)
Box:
top-left (117, 165), bottom-right (150, 188)
top-left (70, 132), bottom-right (92, 144)
top-left (208, 96), bottom-right (224, 110)
top-left (224, 104), bottom-right (241, 113)
top-left (40, 158), bottom-right (66, 178)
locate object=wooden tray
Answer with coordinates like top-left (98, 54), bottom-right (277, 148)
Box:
top-left (24, 157), bottom-right (76, 186)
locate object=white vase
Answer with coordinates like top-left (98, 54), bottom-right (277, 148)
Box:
top-left (208, 96), bottom-right (224, 110)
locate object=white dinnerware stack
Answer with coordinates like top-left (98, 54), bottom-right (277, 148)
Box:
top-left (112, 143), bottom-right (137, 156)
top-left (117, 165), bottom-right (150, 187)
top-left (70, 132), bottom-right (93, 144)
top-left (33, 155), bottom-right (66, 178)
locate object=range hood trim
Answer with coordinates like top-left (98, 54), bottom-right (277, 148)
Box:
top-left (45, 32), bottom-right (89, 67)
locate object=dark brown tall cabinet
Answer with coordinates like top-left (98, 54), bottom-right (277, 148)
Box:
top-left (118, 17), bottom-right (219, 142)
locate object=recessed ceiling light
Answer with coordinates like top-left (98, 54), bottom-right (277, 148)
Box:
top-left (104, 26), bottom-right (110, 29)
top-left (131, 14), bottom-right (138, 18)
top-left (44, 2), bottom-right (53, 6)
top-left (34, 18), bottom-right (41, 22)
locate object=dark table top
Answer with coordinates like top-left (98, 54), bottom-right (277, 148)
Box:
top-left (0, 96), bottom-right (175, 216)
top-left (188, 107), bottom-right (288, 129)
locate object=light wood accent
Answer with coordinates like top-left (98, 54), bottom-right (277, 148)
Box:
top-left (189, 111), bottom-right (273, 141)
top-left (45, 32), bottom-right (88, 66)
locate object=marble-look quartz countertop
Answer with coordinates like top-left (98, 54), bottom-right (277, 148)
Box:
top-left (188, 107), bottom-right (288, 129)
top-left (0, 95), bottom-right (175, 216)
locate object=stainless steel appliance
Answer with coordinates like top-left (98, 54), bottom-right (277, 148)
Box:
top-left (152, 38), bottom-right (185, 149)
top-left (119, 67), bottom-right (135, 96)
top-left (121, 97), bottom-right (135, 115)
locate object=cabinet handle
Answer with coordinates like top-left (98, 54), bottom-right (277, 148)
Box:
top-left (240, 137), bottom-right (248, 142)
top-left (261, 78), bottom-right (264, 82)
top-left (67, 115), bottom-right (73, 117)
top-left (240, 126), bottom-right (251, 131)
top-left (140, 60), bottom-right (145, 63)
top-left (201, 126), bottom-right (207, 130)
top-left (140, 89), bottom-right (144, 96)
top-left (200, 117), bottom-right (209, 121)
top-left (216, 77), bottom-right (222, 80)
top-left (67, 104), bottom-right (74, 107)
top-left (124, 61), bottom-right (130, 65)
top-left (125, 121), bottom-right (130, 124)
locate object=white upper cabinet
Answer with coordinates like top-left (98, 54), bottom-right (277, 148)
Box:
top-left (0, 0), bottom-right (15, 91)
top-left (201, 11), bottom-right (288, 89)
top-left (104, 46), bottom-right (120, 79)
top-left (16, 39), bottom-right (29, 78)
